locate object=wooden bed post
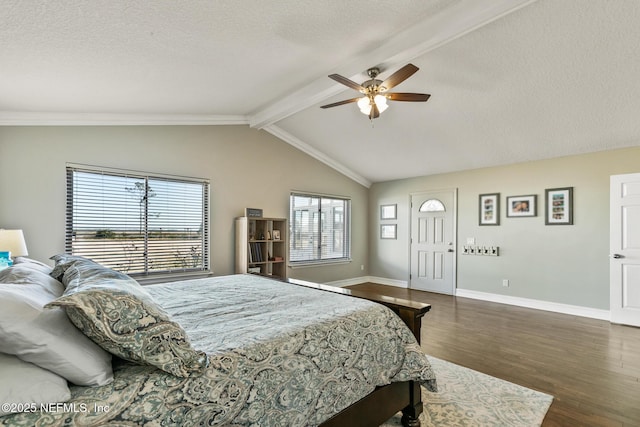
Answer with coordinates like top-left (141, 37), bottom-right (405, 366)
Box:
top-left (400, 380), bottom-right (423, 427)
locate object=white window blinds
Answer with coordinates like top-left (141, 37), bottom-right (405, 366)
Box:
top-left (289, 193), bottom-right (351, 264)
top-left (66, 165), bottom-right (209, 277)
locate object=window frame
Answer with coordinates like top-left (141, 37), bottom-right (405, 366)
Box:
top-left (65, 164), bottom-right (210, 280)
top-left (289, 192), bottom-right (352, 267)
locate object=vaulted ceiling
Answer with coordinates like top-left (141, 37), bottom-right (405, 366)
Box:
top-left (2, 0), bottom-right (640, 187)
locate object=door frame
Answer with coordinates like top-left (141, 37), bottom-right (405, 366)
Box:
top-left (408, 188), bottom-right (458, 294)
top-left (610, 172), bottom-right (640, 326)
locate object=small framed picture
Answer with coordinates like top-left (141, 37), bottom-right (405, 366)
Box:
top-left (479, 193), bottom-right (500, 225)
top-left (272, 229), bottom-right (281, 240)
top-left (245, 208), bottom-right (263, 218)
top-left (545, 187), bottom-right (573, 225)
top-left (380, 224), bottom-right (397, 239)
top-left (380, 204), bottom-right (397, 220)
top-left (506, 195), bottom-right (537, 217)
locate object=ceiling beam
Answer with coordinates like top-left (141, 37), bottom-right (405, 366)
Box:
top-left (249, 0), bottom-right (538, 130)
top-left (263, 124), bottom-right (372, 188)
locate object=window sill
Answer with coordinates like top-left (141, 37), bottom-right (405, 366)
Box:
top-left (289, 259), bottom-right (352, 269)
top-left (135, 270), bottom-right (213, 285)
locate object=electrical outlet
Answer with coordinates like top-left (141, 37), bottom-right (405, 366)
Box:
top-left (502, 279), bottom-right (509, 287)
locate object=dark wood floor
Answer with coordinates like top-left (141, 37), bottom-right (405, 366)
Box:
top-left (348, 283), bottom-right (640, 427)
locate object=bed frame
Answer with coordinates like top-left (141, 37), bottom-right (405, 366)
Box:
top-left (285, 279), bottom-right (431, 427)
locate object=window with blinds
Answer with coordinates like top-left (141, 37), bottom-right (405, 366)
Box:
top-left (66, 165), bottom-right (209, 277)
top-left (289, 193), bottom-right (351, 264)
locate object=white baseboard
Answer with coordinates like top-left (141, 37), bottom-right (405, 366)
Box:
top-left (323, 276), bottom-right (408, 288)
top-left (366, 276), bottom-right (409, 288)
top-left (324, 276), bottom-right (370, 288)
top-left (455, 289), bottom-right (611, 321)
top-left (322, 278), bottom-right (609, 321)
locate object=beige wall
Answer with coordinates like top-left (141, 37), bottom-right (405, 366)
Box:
top-left (3, 125), bottom-right (639, 311)
top-left (369, 147), bottom-right (640, 310)
top-left (0, 126), bottom-right (368, 284)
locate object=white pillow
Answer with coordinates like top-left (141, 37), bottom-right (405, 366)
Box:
top-left (13, 257), bottom-right (54, 274)
top-left (0, 353), bottom-right (71, 416)
top-left (0, 264), bottom-right (64, 297)
top-left (0, 284), bottom-right (113, 386)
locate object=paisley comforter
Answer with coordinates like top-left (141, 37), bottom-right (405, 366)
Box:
top-left (2, 274), bottom-right (436, 426)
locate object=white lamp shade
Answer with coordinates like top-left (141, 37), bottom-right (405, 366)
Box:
top-left (0, 229), bottom-right (28, 257)
top-left (357, 95), bottom-right (389, 116)
top-left (357, 97), bottom-right (371, 115)
top-left (374, 95), bottom-right (389, 113)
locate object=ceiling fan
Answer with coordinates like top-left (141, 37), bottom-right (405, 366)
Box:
top-left (320, 63), bottom-right (430, 120)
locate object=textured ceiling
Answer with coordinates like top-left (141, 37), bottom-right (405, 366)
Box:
top-left (2, 0), bottom-right (640, 186)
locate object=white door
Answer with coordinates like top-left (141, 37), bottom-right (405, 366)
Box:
top-left (610, 173), bottom-right (640, 327)
top-left (410, 189), bottom-right (457, 294)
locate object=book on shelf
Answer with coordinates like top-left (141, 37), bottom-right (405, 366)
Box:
top-left (249, 242), bottom-right (263, 263)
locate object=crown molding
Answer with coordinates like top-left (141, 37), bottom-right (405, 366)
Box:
top-left (0, 112), bottom-right (249, 126)
top-left (263, 124), bottom-right (372, 188)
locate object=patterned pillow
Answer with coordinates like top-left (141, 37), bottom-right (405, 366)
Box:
top-left (49, 254), bottom-right (94, 281)
top-left (45, 258), bottom-right (208, 378)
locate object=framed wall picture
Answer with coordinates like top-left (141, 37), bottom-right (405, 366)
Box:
top-left (380, 224), bottom-right (397, 239)
top-left (479, 193), bottom-right (500, 225)
top-left (245, 208), bottom-right (263, 218)
top-left (545, 187), bottom-right (573, 225)
top-left (506, 195), bottom-right (537, 217)
top-left (380, 204), bottom-right (397, 220)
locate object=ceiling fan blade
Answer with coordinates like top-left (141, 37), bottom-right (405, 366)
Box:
top-left (369, 103), bottom-right (380, 120)
top-left (380, 64), bottom-right (419, 91)
top-left (328, 74), bottom-right (365, 92)
top-left (320, 97), bottom-right (361, 109)
top-left (387, 92), bottom-right (431, 102)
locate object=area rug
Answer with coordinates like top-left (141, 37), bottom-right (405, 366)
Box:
top-left (382, 356), bottom-right (553, 426)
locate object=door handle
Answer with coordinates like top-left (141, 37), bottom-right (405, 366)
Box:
top-left (612, 254), bottom-right (625, 259)
top-left (448, 249), bottom-right (454, 253)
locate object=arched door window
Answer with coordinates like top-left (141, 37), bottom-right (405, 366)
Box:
top-left (419, 199), bottom-right (445, 212)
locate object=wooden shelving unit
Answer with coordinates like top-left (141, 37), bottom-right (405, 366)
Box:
top-left (235, 216), bottom-right (287, 279)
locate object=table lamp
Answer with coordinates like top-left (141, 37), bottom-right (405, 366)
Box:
top-left (0, 229), bottom-right (29, 267)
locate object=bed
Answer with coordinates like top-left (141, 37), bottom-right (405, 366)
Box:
top-left (0, 256), bottom-right (436, 427)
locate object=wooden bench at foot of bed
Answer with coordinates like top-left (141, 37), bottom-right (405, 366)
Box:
top-left (285, 278), bottom-right (431, 343)
top-left (284, 278), bottom-right (431, 427)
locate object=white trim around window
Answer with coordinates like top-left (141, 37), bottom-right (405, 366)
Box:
top-left (65, 163), bottom-right (210, 279)
top-left (289, 192), bottom-right (351, 266)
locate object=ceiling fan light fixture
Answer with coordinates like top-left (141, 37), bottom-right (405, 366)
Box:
top-left (374, 94), bottom-right (388, 113)
top-left (321, 64), bottom-right (429, 120)
top-left (357, 95), bottom-right (388, 116)
top-left (357, 96), bottom-right (372, 115)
